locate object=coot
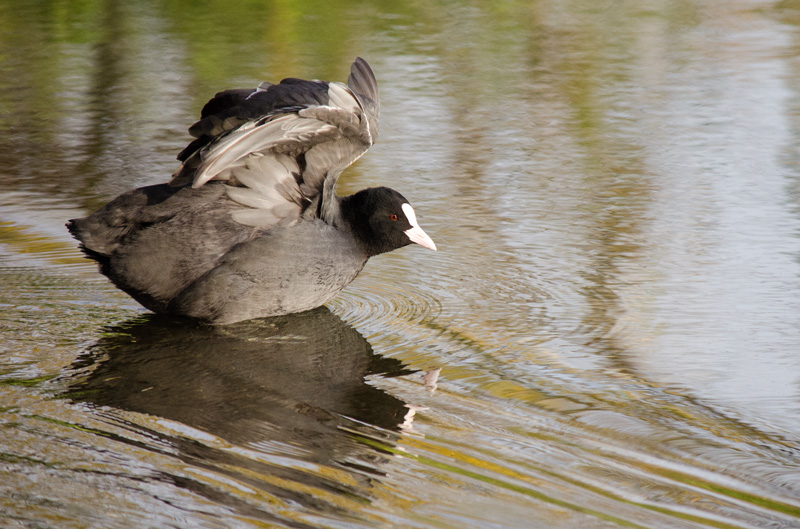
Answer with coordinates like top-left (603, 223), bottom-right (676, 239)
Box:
top-left (68, 58), bottom-right (436, 324)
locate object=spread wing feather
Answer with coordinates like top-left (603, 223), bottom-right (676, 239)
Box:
top-left (170, 57), bottom-right (380, 229)
top-left (347, 57), bottom-right (380, 140)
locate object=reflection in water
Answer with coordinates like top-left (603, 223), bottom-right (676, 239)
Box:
top-left (3, 0), bottom-right (800, 527)
top-left (64, 308), bottom-right (413, 525)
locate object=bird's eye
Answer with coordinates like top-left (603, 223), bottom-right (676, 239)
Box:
top-left (390, 214), bottom-right (398, 221)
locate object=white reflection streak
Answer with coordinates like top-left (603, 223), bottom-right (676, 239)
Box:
top-left (399, 404), bottom-right (428, 433)
top-left (399, 368), bottom-right (442, 432)
top-left (423, 367), bottom-right (441, 393)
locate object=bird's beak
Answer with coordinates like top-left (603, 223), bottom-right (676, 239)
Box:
top-left (405, 225), bottom-right (437, 251)
top-left (402, 203), bottom-right (437, 251)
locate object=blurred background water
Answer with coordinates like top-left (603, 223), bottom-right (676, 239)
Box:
top-left (2, 0), bottom-right (800, 527)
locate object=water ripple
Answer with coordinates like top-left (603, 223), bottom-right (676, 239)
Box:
top-left (331, 280), bottom-right (442, 332)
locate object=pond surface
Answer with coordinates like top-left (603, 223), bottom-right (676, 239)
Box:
top-left (2, 1), bottom-right (800, 528)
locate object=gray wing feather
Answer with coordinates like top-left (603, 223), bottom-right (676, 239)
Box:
top-left (223, 154), bottom-right (304, 227)
top-left (191, 116), bottom-right (339, 188)
top-left (301, 138), bottom-right (366, 198)
top-left (173, 58), bottom-right (380, 229)
top-left (347, 57), bottom-right (380, 140)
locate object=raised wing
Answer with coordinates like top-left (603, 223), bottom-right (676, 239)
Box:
top-left (170, 57), bottom-right (380, 228)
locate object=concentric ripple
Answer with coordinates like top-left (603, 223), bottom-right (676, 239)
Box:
top-left (330, 278), bottom-right (442, 338)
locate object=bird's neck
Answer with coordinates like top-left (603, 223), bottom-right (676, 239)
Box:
top-left (338, 192), bottom-right (382, 257)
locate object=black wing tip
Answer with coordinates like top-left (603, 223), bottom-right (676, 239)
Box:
top-left (353, 56), bottom-right (370, 69)
top-left (347, 57), bottom-right (380, 140)
top-left (348, 57), bottom-right (379, 101)
top-left (350, 57), bottom-right (376, 81)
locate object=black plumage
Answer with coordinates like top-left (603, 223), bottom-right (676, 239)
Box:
top-left (68, 58), bottom-right (436, 324)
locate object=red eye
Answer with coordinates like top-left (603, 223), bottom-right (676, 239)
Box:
top-left (391, 214), bottom-right (398, 221)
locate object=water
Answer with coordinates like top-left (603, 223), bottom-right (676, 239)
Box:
top-left (2, 0), bottom-right (800, 527)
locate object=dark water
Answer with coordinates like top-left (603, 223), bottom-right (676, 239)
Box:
top-left (2, 1), bottom-right (800, 527)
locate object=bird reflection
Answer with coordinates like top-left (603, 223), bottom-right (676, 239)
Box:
top-left (64, 307), bottom-right (414, 525)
